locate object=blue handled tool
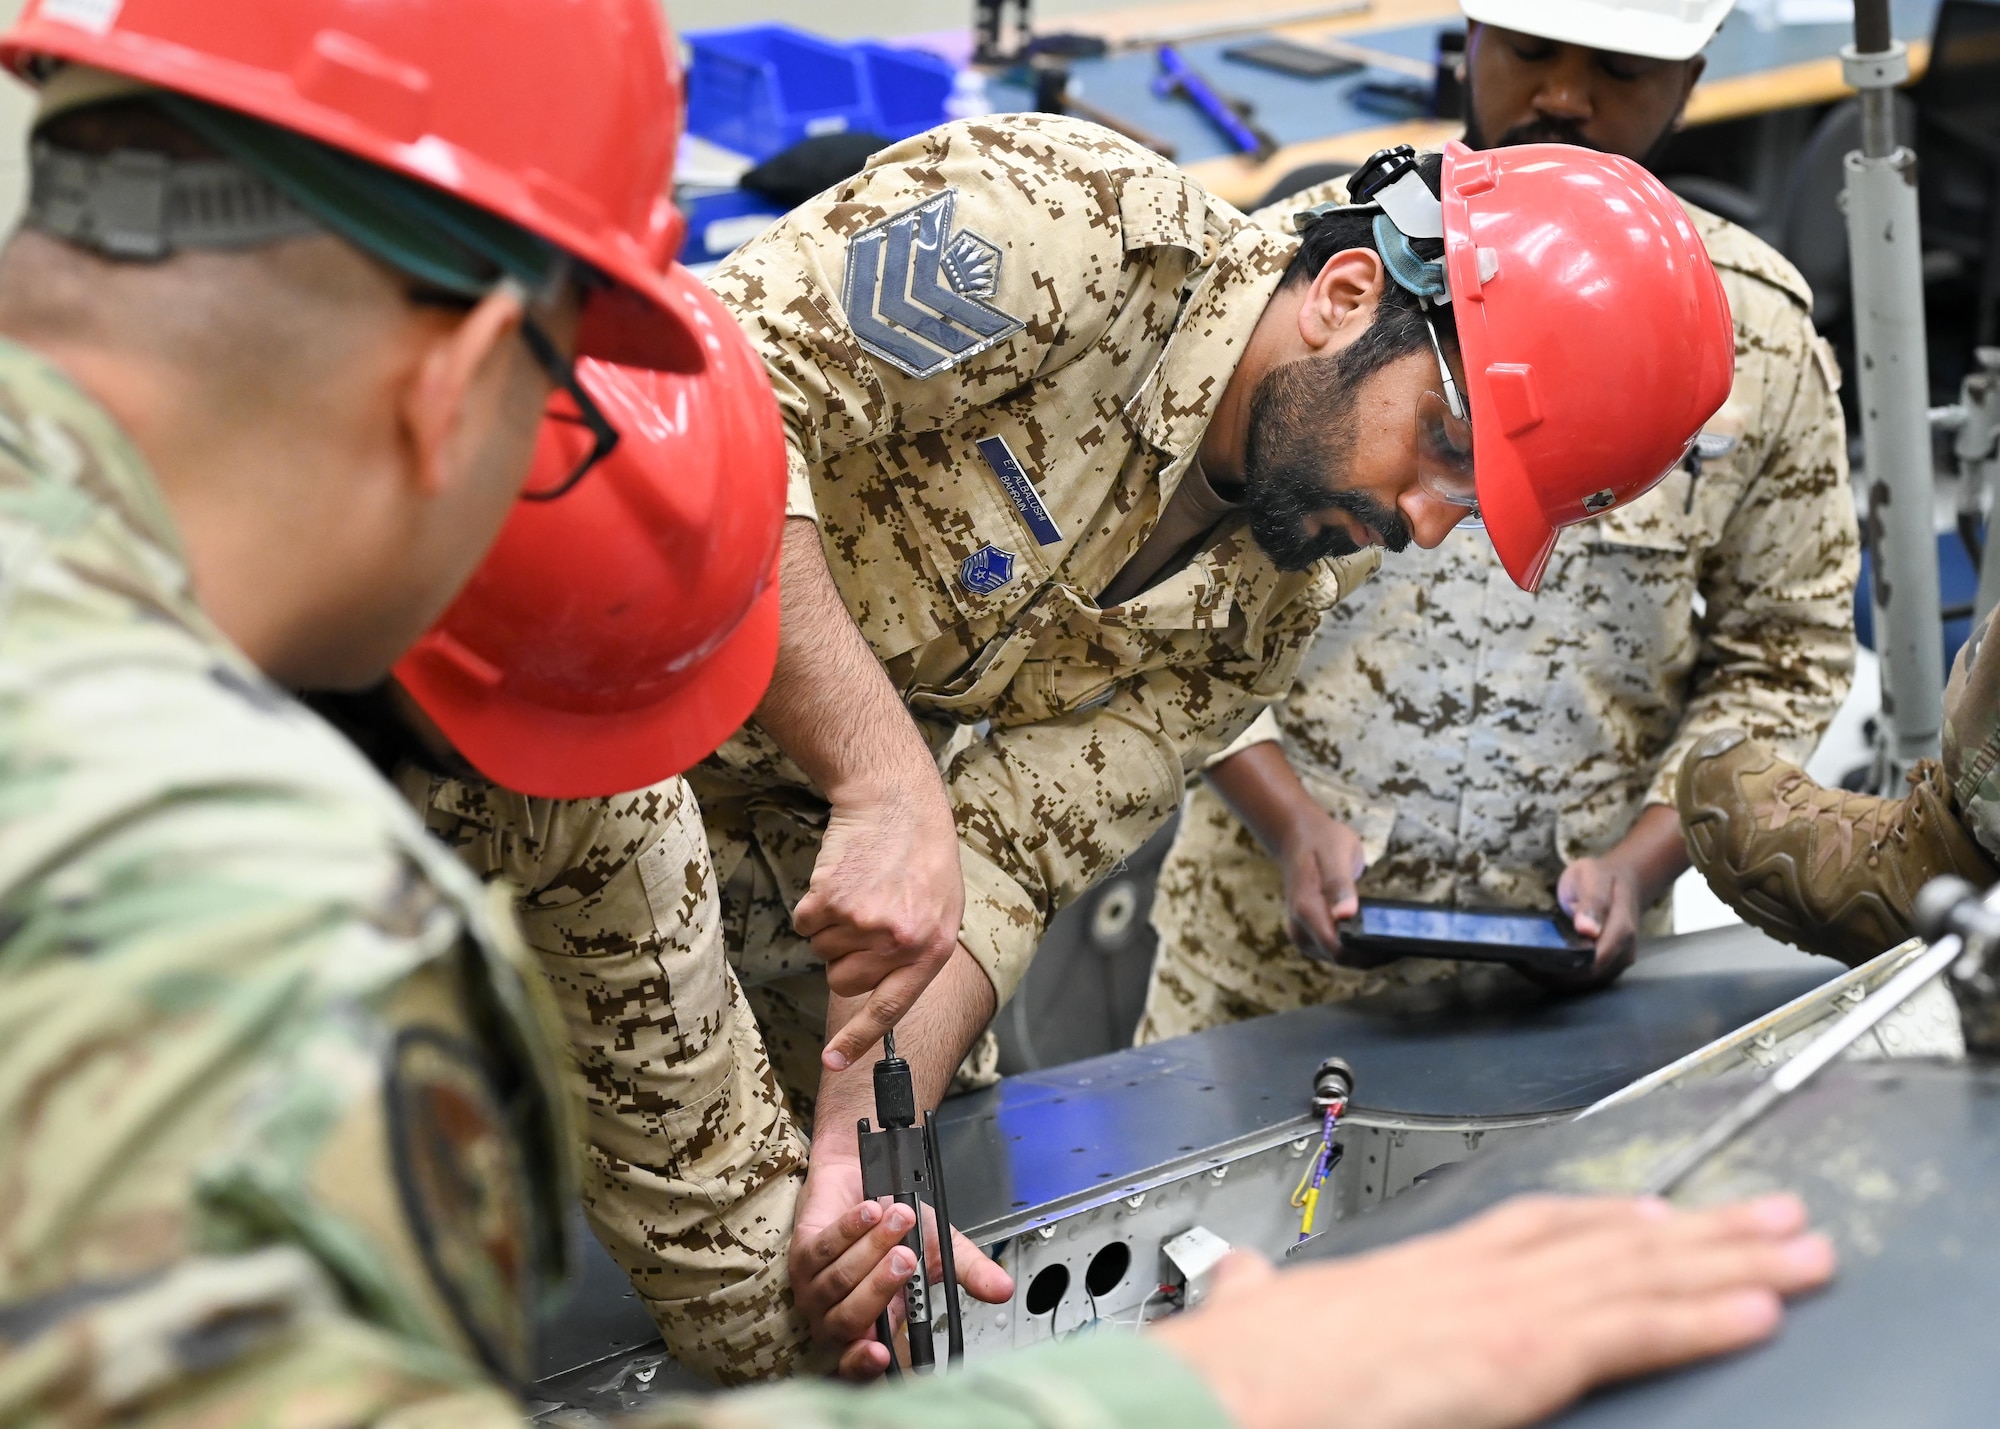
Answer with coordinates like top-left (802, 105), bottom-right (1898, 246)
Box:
top-left (1152, 45), bottom-right (1279, 160)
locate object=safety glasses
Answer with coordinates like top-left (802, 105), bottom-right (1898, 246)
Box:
top-left (1414, 315), bottom-right (1479, 525)
top-left (410, 287), bottom-right (620, 502)
top-left (517, 317), bottom-right (621, 501)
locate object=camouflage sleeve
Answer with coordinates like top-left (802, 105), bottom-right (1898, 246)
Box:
top-left (948, 554), bottom-right (1352, 1001)
top-left (402, 772), bottom-right (814, 1384)
top-left (4, 1269), bottom-right (1226, 1429)
top-left (633, 1335), bottom-right (1232, 1429)
top-left (1645, 288), bottom-right (1859, 807)
top-left (706, 115), bottom-right (1181, 528)
top-left (0, 1248), bottom-right (525, 1428)
top-left (1203, 703), bottom-right (1283, 769)
top-left (0, 779), bottom-right (573, 1423)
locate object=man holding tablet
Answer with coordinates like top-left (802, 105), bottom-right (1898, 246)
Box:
top-left (1141, 0), bottom-right (1859, 1039)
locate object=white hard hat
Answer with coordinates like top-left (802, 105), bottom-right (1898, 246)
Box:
top-left (1461, 0), bottom-right (1735, 62)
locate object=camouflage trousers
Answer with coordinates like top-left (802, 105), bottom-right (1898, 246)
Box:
top-left (1140, 781), bottom-right (1682, 1043)
top-left (1137, 782), bottom-right (1470, 1043)
top-left (692, 775), bottom-right (1002, 1129)
top-left (401, 770), bottom-right (812, 1384)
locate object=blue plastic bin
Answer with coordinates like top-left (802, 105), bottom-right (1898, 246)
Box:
top-left (678, 188), bottom-right (789, 265)
top-left (686, 25), bottom-right (876, 160)
top-left (856, 43), bottom-right (955, 142)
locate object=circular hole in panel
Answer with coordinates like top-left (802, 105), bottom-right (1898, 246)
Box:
top-left (1090, 880), bottom-right (1140, 947)
top-left (1025, 1263), bottom-right (1071, 1317)
top-left (1085, 1241), bottom-right (1131, 1298)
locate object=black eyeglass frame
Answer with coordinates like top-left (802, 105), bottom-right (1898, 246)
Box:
top-left (408, 285), bottom-right (621, 503)
top-left (516, 316), bottom-right (620, 502)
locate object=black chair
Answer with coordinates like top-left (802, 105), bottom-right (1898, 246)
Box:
top-left (1255, 160), bottom-right (1357, 211)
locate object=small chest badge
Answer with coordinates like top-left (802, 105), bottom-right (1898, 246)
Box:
top-left (844, 190), bottom-right (1024, 380)
top-left (959, 543), bottom-right (1017, 596)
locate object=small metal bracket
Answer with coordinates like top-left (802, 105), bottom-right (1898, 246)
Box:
top-left (1841, 40), bottom-right (1910, 90)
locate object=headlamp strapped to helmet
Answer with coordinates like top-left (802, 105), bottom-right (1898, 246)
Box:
top-left (1297, 146), bottom-right (1450, 309)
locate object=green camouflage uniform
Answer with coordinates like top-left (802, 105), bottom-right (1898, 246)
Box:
top-left (0, 337), bottom-right (1231, 1428)
top-left (394, 768), bottom-right (811, 1383)
top-left (1945, 609), bottom-right (2000, 864)
top-left (701, 115), bottom-right (1379, 1113)
top-left (1142, 192), bottom-right (1858, 1039)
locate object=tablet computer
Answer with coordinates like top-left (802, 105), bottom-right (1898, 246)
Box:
top-left (1335, 899), bottom-right (1596, 976)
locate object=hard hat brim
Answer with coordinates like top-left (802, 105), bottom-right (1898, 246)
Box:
top-left (1472, 435), bottom-right (1560, 593)
top-left (1460, 0), bottom-right (1734, 62)
top-left (397, 575), bottom-right (781, 801)
top-left (2, 22), bottom-right (705, 374)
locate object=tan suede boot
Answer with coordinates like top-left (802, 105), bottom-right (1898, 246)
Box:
top-left (1677, 728), bottom-right (2000, 967)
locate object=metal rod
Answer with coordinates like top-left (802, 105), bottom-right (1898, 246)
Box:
top-left (924, 1113), bottom-right (965, 1363)
top-left (1842, 10), bottom-right (1944, 781)
top-left (1643, 933), bottom-right (1963, 1196)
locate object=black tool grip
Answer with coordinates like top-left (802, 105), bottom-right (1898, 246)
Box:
top-left (874, 1053), bottom-right (918, 1129)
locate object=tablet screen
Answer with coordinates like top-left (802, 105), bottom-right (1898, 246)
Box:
top-left (1358, 903), bottom-right (1576, 950)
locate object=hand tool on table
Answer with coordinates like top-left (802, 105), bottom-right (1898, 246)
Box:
top-left (1153, 44), bottom-right (1280, 161)
top-left (858, 1029), bottom-right (964, 1374)
top-left (1033, 62), bottom-right (1178, 158)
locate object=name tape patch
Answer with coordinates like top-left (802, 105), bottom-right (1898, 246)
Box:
top-left (976, 435), bottom-right (1063, 547)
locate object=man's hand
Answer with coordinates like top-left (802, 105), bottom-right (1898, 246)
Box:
top-left (1554, 854), bottom-right (1643, 986)
top-left (752, 519), bottom-right (970, 1070)
top-left (795, 793), bottom-right (964, 1070)
top-left (1206, 741), bottom-right (1366, 961)
top-left (789, 1157), bottom-right (1014, 1380)
top-left (1553, 804), bottom-right (1693, 989)
top-left (1155, 1193), bottom-right (1835, 1429)
top-left (1278, 810), bottom-right (1366, 963)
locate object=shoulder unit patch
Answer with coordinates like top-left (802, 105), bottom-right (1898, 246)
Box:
top-left (843, 190), bottom-right (1024, 380)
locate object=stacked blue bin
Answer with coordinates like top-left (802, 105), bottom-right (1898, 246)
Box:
top-left (679, 25), bottom-right (959, 263)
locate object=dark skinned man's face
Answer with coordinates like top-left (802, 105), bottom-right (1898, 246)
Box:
top-left (1461, 21), bottom-right (1705, 165)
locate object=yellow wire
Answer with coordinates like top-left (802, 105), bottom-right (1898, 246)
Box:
top-left (1300, 1187), bottom-right (1320, 1237)
top-left (1290, 1156), bottom-right (1317, 1208)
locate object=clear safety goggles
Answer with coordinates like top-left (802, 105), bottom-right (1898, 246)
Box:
top-left (1414, 315), bottom-right (1480, 527)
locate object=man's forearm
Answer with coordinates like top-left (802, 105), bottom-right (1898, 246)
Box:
top-left (1609, 803), bottom-right (1692, 906)
top-left (755, 517), bottom-right (938, 801)
top-left (1208, 741), bottom-right (1324, 859)
top-left (811, 944), bottom-right (998, 1162)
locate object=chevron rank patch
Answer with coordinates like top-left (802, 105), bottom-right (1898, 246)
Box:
top-left (843, 190), bottom-right (1024, 379)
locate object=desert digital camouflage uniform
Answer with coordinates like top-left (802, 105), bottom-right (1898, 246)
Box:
top-left (699, 115), bottom-right (1379, 1114)
top-left (393, 766), bottom-right (812, 1383)
top-left (1140, 190), bottom-right (1858, 1040)
top-left (0, 335), bottom-right (1236, 1429)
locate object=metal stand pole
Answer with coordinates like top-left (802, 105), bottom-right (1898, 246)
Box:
top-left (1845, 0), bottom-right (1945, 783)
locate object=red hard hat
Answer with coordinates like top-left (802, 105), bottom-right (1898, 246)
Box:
top-left (1, 0), bottom-right (697, 371)
top-left (395, 280), bottom-right (787, 800)
top-left (1441, 140), bottom-right (1734, 591)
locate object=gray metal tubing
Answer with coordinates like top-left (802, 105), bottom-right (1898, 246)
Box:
top-left (1846, 8), bottom-right (1945, 773)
